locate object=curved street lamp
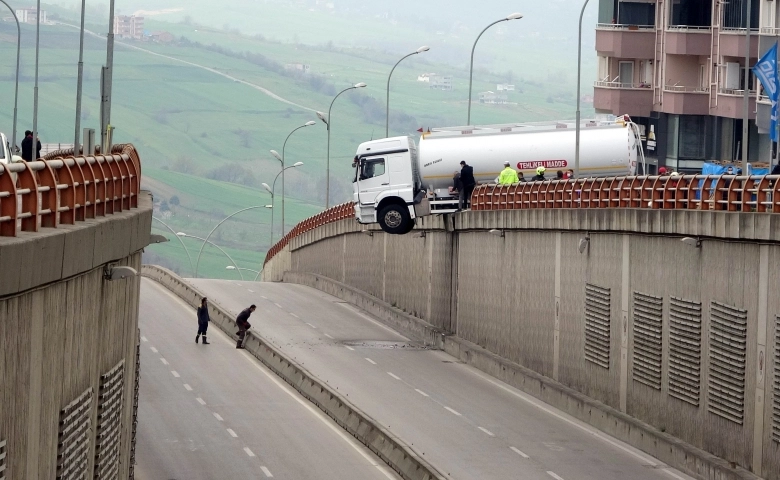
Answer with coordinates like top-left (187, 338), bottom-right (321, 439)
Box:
top-left (319, 82), bottom-right (367, 208)
top-left (467, 13), bottom-right (523, 125)
top-left (0, 1), bottom-right (20, 150)
top-left (226, 266), bottom-right (260, 275)
top-left (178, 232), bottom-right (244, 280)
top-left (575, 0), bottom-right (591, 180)
top-left (152, 216), bottom-right (195, 276)
top-left (387, 46), bottom-right (429, 137)
top-left (262, 161), bottom-right (304, 247)
top-left (193, 205), bottom-right (272, 278)
top-left (271, 120), bottom-right (316, 237)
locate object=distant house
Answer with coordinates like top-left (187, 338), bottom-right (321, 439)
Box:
top-left (114, 15), bottom-right (144, 40)
top-left (478, 91), bottom-right (509, 104)
top-left (496, 84), bottom-right (515, 92)
top-left (429, 75), bottom-right (453, 91)
top-left (15, 7), bottom-right (46, 24)
top-left (285, 63), bottom-right (311, 74)
top-left (149, 31), bottom-right (175, 44)
top-left (417, 73), bottom-right (434, 83)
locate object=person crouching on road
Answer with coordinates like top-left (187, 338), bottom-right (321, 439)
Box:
top-left (498, 161), bottom-right (519, 185)
top-left (196, 297), bottom-right (210, 344)
top-left (236, 304), bottom-right (256, 349)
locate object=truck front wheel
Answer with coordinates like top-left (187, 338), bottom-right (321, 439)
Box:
top-left (378, 204), bottom-right (412, 234)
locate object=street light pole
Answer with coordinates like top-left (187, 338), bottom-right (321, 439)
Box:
top-left (320, 82), bottom-right (366, 208)
top-left (101, 0), bottom-right (116, 153)
top-left (152, 217), bottom-right (195, 276)
top-left (74, 0), bottom-right (87, 154)
top-left (273, 120), bottom-right (316, 236)
top-left (226, 266), bottom-right (260, 275)
top-left (467, 13), bottom-right (523, 126)
top-left (263, 162), bottom-right (304, 246)
top-left (32, 0), bottom-right (41, 161)
top-left (742, 0), bottom-right (753, 173)
top-left (0, 1), bottom-right (20, 150)
top-left (575, 0), bottom-right (591, 180)
top-left (387, 46), bottom-right (429, 137)
top-left (178, 233), bottom-right (244, 280)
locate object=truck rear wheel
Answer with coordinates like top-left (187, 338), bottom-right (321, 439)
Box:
top-left (378, 204), bottom-right (412, 235)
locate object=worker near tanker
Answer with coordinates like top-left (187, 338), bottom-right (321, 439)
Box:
top-left (459, 161), bottom-right (476, 210)
top-left (532, 166), bottom-right (547, 182)
top-left (498, 161), bottom-right (519, 185)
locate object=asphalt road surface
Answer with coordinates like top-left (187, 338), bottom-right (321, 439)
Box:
top-left (135, 278), bottom-right (400, 480)
top-left (190, 278), bottom-right (697, 480)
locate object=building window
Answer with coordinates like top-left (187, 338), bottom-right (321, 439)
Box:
top-left (617, 1), bottom-right (656, 26)
top-left (669, 0), bottom-right (712, 27)
top-left (722, 0), bottom-right (759, 29)
top-left (619, 61), bottom-right (634, 87)
top-left (679, 116), bottom-right (706, 159)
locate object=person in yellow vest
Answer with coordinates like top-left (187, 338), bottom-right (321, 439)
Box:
top-left (498, 161), bottom-right (519, 185)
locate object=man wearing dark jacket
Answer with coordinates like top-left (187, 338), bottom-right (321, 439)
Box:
top-left (459, 161), bottom-right (476, 210)
top-left (20, 130), bottom-right (41, 162)
top-left (235, 304), bottom-right (256, 349)
top-left (196, 297), bottom-right (210, 344)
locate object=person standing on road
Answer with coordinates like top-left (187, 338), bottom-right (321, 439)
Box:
top-left (196, 297), bottom-right (210, 345)
top-left (235, 304), bottom-right (256, 349)
top-left (459, 160), bottom-right (476, 210)
top-left (498, 161), bottom-right (519, 185)
top-left (21, 130), bottom-right (41, 162)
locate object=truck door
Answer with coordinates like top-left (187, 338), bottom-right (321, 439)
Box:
top-left (357, 156), bottom-right (388, 206)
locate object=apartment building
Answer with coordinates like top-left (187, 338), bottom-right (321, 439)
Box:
top-left (593, 0), bottom-right (780, 171)
top-left (15, 7), bottom-right (46, 24)
top-left (113, 15), bottom-right (144, 40)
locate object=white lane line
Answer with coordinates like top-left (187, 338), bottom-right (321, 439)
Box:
top-left (344, 346), bottom-right (355, 351)
top-left (290, 313), bottom-right (300, 319)
top-left (306, 322), bottom-right (317, 329)
top-left (213, 412), bottom-right (224, 421)
top-left (141, 336), bottom-right (148, 342)
top-left (248, 289), bottom-right (255, 293)
top-left (510, 447), bottom-right (530, 458)
top-left (274, 302), bottom-right (283, 309)
top-left (160, 358), bottom-right (169, 365)
top-left (324, 333), bottom-right (334, 339)
top-left (171, 371), bottom-right (180, 378)
top-left (196, 397), bottom-right (206, 406)
top-left (444, 406), bottom-right (462, 416)
top-left (365, 358), bottom-right (377, 365)
top-left (244, 447), bottom-right (255, 457)
top-left (150, 347), bottom-right (158, 353)
top-left (387, 372), bottom-right (401, 380)
top-left (547, 472), bottom-right (565, 480)
top-left (183, 384), bottom-right (193, 391)
top-left (415, 389), bottom-right (429, 397)
top-left (236, 283), bottom-right (243, 287)
top-left (227, 428), bottom-right (238, 438)
top-left (237, 351), bottom-right (396, 479)
top-left (478, 427), bottom-right (495, 437)
top-left (261, 466), bottom-right (273, 477)
top-left (261, 295), bottom-right (267, 299)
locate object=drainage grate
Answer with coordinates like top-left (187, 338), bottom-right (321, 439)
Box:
top-left (94, 360), bottom-right (125, 479)
top-left (707, 302), bottom-right (747, 425)
top-left (56, 388), bottom-right (93, 480)
top-left (668, 297), bottom-right (702, 406)
top-left (0, 439), bottom-right (6, 480)
top-left (632, 292), bottom-right (663, 390)
top-left (584, 283), bottom-right (611, 369)
top-left (129, 333), bottom-right (141, 480)
top-left (772, 316), bottom-right (780, 443)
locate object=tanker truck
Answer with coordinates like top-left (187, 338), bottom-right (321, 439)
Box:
top-left (352, 118), bottom-right (642, 234)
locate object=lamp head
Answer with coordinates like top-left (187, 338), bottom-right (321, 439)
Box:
top-left (304, 120), bottom-right (316, 126)
top-left (578, 236), bottom-right (590, 254)
top-left (293, 161), bottom-right (304, 167)
top-left (354, 82), bottom-right (367, 88)
top-left (176, 232), bottom-right (187, 237)
top-left (262, 182), bottom-right (272, 194)
top-left (226, 266), bottom-right (237, 270)
top-left (416, 46), bottom-right (430, 53)
top-left (488, 229), bottom-right (504, 237)
top-left (680, 237), bottom-right (702, 248)
top-left (316, 111), bottom-right (329, 125)
top-left (265, 204), bottom-right (273, 208)
top-left (506, 12), bottom-right (524, 20)
top-left (149, 234), bottom-right (169, 244)
top-left (270, 150), bottom-right (282, 161)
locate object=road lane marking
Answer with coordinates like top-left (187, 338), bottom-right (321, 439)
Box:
top-left (547, 472), bottom-right (564, 480)
top-left (444, 407), bottom-right (462, 416)
top-left (196, 397), bottom-right (206, 406)
top-left (236, 283), bottom-right (243, 287)
top-left (244, 447), bottom-right (255, 457)
top-left (478, 427), bottom-right (495, 437)
top-left (387, 372), bottom-right (401, 380)
top-left (227, 429), bottom-right (238, 438)
top-left (510, 447), bottom-right (530, 458)
top-left (365, 358), bottom-right (377, 365)
top-left (290, 313), bottom-right (300, 319)
top-left (274, 303), bottom-right (283, 309)
top-left (160, 358), bottom-right (169, 365)
top-left (248, 289), bottom-right (255, 293)
top-left (183, 384), bottom-right (192, 391)
top-left (306, 323), bottom-right (317, 329)
top-left (171, 371), bottom-right (180, 378)
top-left (261, 466), bottom-right (273, 477)
top-left (213, 412), bottom-right (224, 421)
top-left (324, 333), bottom-right (334, 339)
top-left (150, 347), bottom-right (158, 353)
top-left (141, 336), bottom-right (148, 342)
top-left (345, 346), bottom-right (355, 351)
top-left (415, 389), bottom-right (429, 397)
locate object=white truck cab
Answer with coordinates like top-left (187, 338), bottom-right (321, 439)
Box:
top-left (352, 136), bottom-right (427, 234)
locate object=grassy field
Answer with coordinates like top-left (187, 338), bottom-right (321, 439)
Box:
top-left (0, 9), bottom-right (593, 278)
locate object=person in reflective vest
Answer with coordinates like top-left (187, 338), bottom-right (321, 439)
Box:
top-left (498, 161), bottom-right (519, 185)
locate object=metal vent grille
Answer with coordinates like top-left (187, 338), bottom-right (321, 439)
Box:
top-left (56, 388), bottom-right (93, 480)
top-left (772, 316), bottom-right (780, 443)
top-left (0, 439), bottom-right (7, 480)
top-left (707, 302), bottom-right (747, 425)
top-left (668, 297), bottom-right (702, 406)
top-left (632, 292), bottom-right (663, 390)
top-left (129, 337), bottom-right (140, 479)
top-left (585, 283), bottom-right (611, 369)
top-left (94, 360), bottom-right (124, 480)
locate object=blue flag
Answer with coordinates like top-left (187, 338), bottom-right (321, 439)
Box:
top-left (753, 43), bottom-right (778, 142)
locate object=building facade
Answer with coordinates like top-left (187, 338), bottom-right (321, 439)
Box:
top-left (113, 15), bottom-right (144, 40)
top-left (15, 7), bottom-right (46, 24)
top-left (593, 0), bottom-right (780, 172)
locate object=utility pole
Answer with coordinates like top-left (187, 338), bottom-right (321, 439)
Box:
top-left (101, 0), bottom-right (116, 153)
top-left (742, 0), bottom-right (752, 173)
top-left (74, 0), bottom-right (86, 154)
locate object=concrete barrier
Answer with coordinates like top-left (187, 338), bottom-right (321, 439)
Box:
top-left (141, 265), bottom-right (447, 480)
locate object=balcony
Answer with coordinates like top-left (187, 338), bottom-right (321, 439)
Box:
top-left (593, 81), bottom-right (654, 117)
top-left (718, 29), bottom-right (759, 58)
top-left (665, 26), bottom-right (712, 56)
top-left (596, 24), bottom-right (655, 59)
top-left (713, 88), bottom-right (756, 119)
top-left (661, 85), bottom-right (710, 115)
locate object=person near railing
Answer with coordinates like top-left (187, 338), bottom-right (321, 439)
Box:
top-left (20, 130), bottom-right (41, 161)
top-left (531, 166), bottom-right (547, 182)
top-left (460, 160), bottom-right (476, 210)
top-left (498, 161), bottom-right (519, 185)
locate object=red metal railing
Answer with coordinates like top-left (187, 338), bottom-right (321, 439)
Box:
top-left (0, 144), bottom-right (141, 237)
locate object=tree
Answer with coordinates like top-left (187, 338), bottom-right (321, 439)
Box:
top-left (169, 195), bottom-right (180, 212)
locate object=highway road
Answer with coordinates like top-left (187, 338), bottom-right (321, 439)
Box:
top-left (134, 278), bottom-right (400, 480)
top-left (191, 278), bottom-right (697, 480)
